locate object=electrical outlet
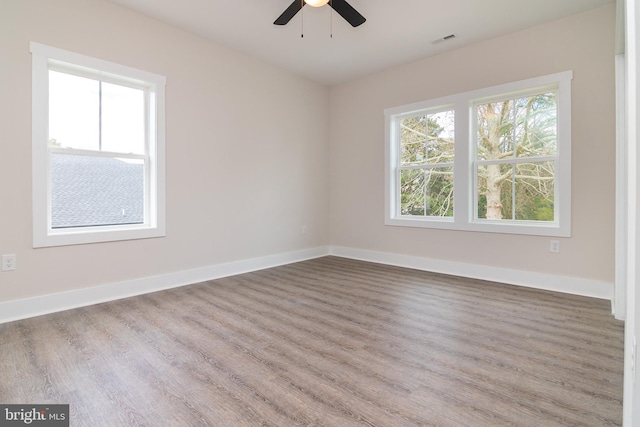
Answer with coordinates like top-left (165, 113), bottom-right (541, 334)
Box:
top-left (302, 225), bottom-right (307, 235)
top-left (549, 240), bottom-right (560, 253)
top-left (2, 254), bottom-right (16, 271)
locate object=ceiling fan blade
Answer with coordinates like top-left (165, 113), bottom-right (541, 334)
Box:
top-left (274, 0), bottom-right (303, 25)
top-left (329, 0), bottom-right (366, 27)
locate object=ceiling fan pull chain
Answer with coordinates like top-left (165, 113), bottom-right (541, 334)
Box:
top-left (330, 0), bottom-right (333, 38)
top-left (301, 0), bottom-right (304, 38)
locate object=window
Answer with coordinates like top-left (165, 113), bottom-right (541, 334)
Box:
top-left (385, 71), bottom-right (572, 236)
top-left (31, 42), bottom-right (166, 247)
top-left (398, 108), bottom-right (455, 217)
top-left (474, 90), bottom-right (558, 222)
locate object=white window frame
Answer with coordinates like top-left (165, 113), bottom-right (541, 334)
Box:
top-left (385, 71), bottom-right (572, 237)
top-left (31, 42), bottom-right (166, 248)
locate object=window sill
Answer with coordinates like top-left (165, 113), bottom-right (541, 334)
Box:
top-left (33, 224), bottom-right (165, 248)
top-left (385, 216), bottom-right (569, 237)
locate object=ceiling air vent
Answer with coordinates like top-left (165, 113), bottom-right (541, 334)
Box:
top-left (433, 33), bottom-right (457, 44)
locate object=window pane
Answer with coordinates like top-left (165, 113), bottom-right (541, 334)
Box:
top-left (427, 110), bottom-right (455, 164)
top-left (476, 100), bottom-right (514, 161)
top-left (401, 169), bottom-right (425, 215)
top-left (400, 116), bottom-right (426, 165)
top-left (49, 71), bottom-right (99, 150)
top-left (477, 161), bottom-right (554, 222)
top-left (476, 92), bottom-right (557, 161)
top-left (400, 167), bottom-right (453, 217)
top-left (102, 82), bottom-right (145, 154)
top-left (516, 93), bottom-right (557, 157)
top-left (477, 163), bottom-right (513, 220)
top-left (50, 153), bottom-right (144, 228)
top-left (514, 161), bottom-right (555, 221)
top-left (400, 110), bottom-right (454, 166)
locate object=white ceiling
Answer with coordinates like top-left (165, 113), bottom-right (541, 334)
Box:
top-left (107, 0), bottom-right (614, 86)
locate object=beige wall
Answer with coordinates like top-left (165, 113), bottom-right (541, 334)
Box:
top-left (0, 1), bottom-right (616, 306)
top-left (0, 0), bottom-right (330, 302)
top-left (329, 5), bottom-right (616, 283)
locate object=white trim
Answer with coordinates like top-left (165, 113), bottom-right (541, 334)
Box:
top-left (0, 246), bottom-right (614, 324)
top-left (329, 246), bottom-right (613, 301)
top-left (384, 71), bottom-right (572, 238)
top-left (616, 53), bottom-right (628, 320)
top-left (0, 247), bottom-right (330, 325)
top-left (624, 0), bottom-right (640, 424)
top-left (30, 42), bottom-right (166, 248)
top-left (30, 42), bottom-right (166, 87)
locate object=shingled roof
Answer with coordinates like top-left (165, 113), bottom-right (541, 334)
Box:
top-left (50, 154), bottom-right (144, 228)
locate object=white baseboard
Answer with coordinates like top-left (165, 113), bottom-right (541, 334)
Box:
top-left (329, 246), bottom-right (614, 302)
top-left (0, 245), bottom-right (614, 324)
top-left (0, 246), bottom-right (330, 324)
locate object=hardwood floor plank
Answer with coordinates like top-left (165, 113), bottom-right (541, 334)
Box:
top-left (0, 256), bottom-right (623, 426)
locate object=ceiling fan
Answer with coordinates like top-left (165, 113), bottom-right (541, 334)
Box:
top-left (274, 0), bottom-right (366, 28)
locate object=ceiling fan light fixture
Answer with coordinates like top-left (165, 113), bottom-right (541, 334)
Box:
top-left (274, 0), bottom-right (365, 27)
top-left (305, 0), bottom-right (330, 7)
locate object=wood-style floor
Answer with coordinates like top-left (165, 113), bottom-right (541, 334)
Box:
top-left (0, 256), bottom-right (624, 426)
